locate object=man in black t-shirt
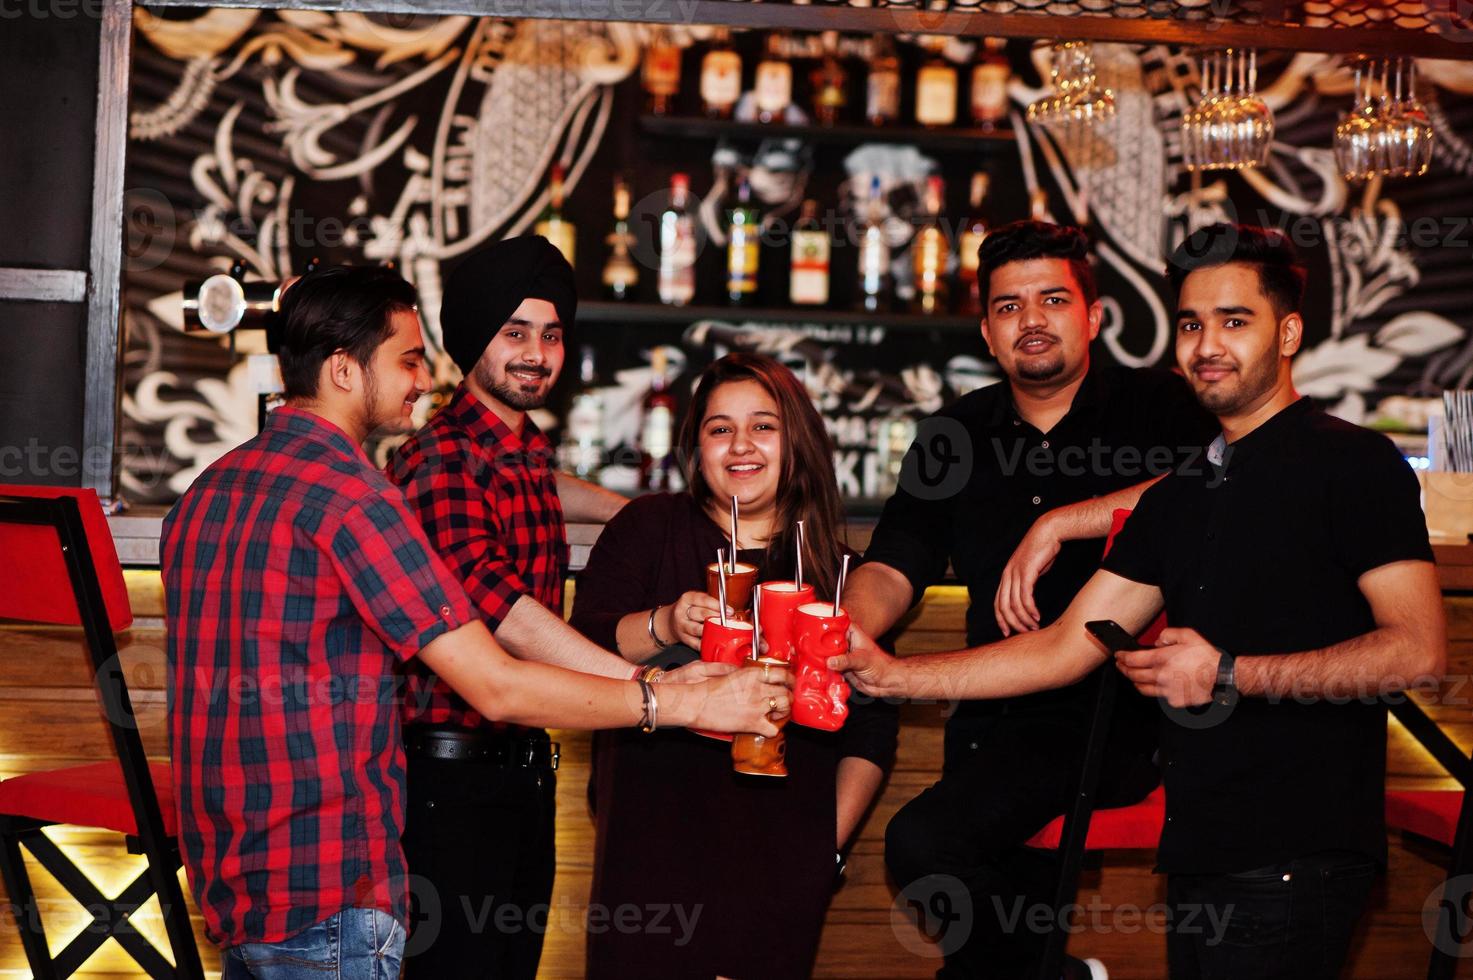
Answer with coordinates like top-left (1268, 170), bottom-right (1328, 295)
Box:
top-left (839, 225), bottom-right (1446, 978)
top-left (843, 222), bottom-right (1216, 977)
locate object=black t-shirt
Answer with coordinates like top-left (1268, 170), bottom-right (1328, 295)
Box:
top-left (863, 364), bottom-right (1217, 742)
top-left (1103, 397), bottom-right (1435, 874)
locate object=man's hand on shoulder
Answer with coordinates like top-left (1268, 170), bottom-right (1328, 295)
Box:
top-left (994, 511), bottom-right (1061, 636)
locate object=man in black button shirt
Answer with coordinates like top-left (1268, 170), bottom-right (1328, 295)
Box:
top-left (839, 225), bottom-right (1447, 978)
top-left (843, 221), bottom-right (1215, 977)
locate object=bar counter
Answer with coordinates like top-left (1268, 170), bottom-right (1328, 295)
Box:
top-left (106, 508), bottom-right (1473, 591)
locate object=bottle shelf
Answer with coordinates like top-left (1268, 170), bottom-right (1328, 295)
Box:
top-left (578, 300), bottom-right (979, 331)
top-left (638, 114), bottom-right (1016, 152)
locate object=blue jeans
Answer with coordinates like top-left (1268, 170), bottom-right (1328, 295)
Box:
top-left (223, 908), bottom-right (405, 980)
top-left (1166, 850), bottom-right (1377, 979)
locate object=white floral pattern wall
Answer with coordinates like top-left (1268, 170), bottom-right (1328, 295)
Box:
top-left (119, 10), bottom-right (1472, 502)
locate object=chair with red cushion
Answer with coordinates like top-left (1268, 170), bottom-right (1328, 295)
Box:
top-left (1383, 697), bottom-right (1473, 979)
top-left (1027, 508), bottom-right (1167, 980)
top-left (0, 486), bottom-right (203, 979)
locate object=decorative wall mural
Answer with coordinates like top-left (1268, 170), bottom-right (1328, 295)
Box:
top-left (120, 11), bottom-right (1471, 504)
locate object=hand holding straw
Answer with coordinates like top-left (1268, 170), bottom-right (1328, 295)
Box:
top-left (716, 548), bottom-right (729, 628)
top-left (834, 554), bottom-right (851, 617)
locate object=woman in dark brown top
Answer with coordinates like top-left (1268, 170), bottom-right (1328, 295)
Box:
top-left (570, 352), bottom-right (898, 979)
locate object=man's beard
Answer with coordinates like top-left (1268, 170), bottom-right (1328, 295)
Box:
top-left (1193, 347), bottom-right (1278, 416)
top-left (476, 360), bottom-right (551, 411)
top-left (359, 362), bottom-right (413, 434)
top-left (1015, 350), bottom-right (1066, 383)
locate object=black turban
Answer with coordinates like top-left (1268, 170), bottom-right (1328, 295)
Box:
top-left (439, 235), bottom-right (577, 377)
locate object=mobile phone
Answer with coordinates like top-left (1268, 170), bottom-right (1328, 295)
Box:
top-left (1085, 619), bottom-right (1140, 654)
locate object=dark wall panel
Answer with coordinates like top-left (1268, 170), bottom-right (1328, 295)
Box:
top-left (0, 300), bottom-right (86, 487)
top-left (0, 15), bottom-right (100, 270)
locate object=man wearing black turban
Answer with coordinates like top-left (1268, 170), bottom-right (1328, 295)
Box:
top-left (388, 235), bottom-right (631, 977)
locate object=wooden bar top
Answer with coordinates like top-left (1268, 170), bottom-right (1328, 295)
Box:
top-left (111, 509), bottom-right (1473, 591)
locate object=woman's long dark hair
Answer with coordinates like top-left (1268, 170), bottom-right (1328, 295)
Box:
top-left (678, 353), bottom-right (848, 600)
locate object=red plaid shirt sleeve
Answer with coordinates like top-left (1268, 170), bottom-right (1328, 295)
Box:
top-left (327, 492), bottom-right (476, 659)
top-left (395, 450), bottom-right (532, 633)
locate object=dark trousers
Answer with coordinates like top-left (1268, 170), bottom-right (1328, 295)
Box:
top-left (1166, 850), bottom-right (1377, 979)
top-left (401, 752), bottom-right (557, 979)
top-left (885, 717), bottom-right (1157, 979)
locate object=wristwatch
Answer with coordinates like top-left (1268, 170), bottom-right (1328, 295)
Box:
top-left (1212, 646), bottom-right (1239, 709)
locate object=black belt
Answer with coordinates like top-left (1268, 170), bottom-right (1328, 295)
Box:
top-left (404, 727), bottom-right (560, 770)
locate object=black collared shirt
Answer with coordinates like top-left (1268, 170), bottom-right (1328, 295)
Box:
top-left (864, 364), bottom-right (1217, 736)
top-left (1104, 397), bottom-right (1435, 873)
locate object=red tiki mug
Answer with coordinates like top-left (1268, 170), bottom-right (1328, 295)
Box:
top-left (792, 603), bottom-right (851, 731)
top-left (731, 657), bottom-right (790, 777)
top-left (706, 561), bottom-right (758, 622)
top-left (691, 618), bottom-right (754, 741)
top-left (756, 581), bottom-right (816, 664)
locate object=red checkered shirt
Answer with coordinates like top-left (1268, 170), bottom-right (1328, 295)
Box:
top-left (388, 383), bottom-right (569, 730)
top-left (162, 407), bottom-right (475, 948)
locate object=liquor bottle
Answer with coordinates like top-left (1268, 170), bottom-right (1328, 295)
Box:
top-left (639, 347), bottom-right (678, 491)
top-left (701, 28), bottom-right (742, 120)
top-left (956, 172), bottom-right (991, 315)
top-left (658, 173), bottom-right (697, 306)
top-left (602, 175), bottom-right (638, 301)
top-left (559, 346), bottom-right (605, 481)
top-left (535, 163), bottom-right (576, 267)
top-left (726, 179), bottom-right (761, 306)
top-left (857, 175), bottom-right (890, 313)
top-left (642, 28), bottom-right (682, 116)
top-left (915, 37), bottom-right (958, 128)
top-left (810, 31), bottom-right (847, 127)
top-left (754, 32), bottom-right (793, 125)
top-left (790, 199), bottom-right (830, 306)
top-left (912, 174), bottom-right (949, 314)
top-left (969, 38), bottom-right (1010, 130)
top-left (866, 35), bottom-right (901, 126)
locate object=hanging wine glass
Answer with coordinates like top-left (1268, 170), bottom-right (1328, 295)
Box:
top-left (1334, 57), bottom-right (1434, 181)
top-left (1027, 41), bottom-right (1115, 127)
top-left (1182, 48), bottom-right (1273, 171)
top-left (1334, 58), bottom-right (1381, 182)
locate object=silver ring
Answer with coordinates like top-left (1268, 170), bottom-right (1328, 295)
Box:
top-left (768, 696), bottom-right (778, 713)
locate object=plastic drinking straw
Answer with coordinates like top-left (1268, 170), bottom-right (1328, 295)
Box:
top-left (834, 554), bottom-right (851, 617)
top-left (716, 548), bottom-right (729, 628)
top-left (795, 520), bottom-right (805, 591)
top-left (751, 579), bottom-right (762, 659)
top-left (729, 495), bottom-right (739, 573)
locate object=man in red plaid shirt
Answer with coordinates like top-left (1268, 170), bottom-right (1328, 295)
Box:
top-left (387, 236), bottom-right (640, 977)
top-left (163, 266), bottom-right (789, 980)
